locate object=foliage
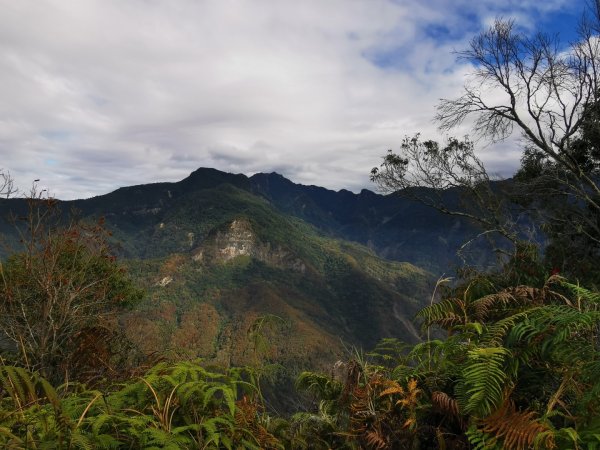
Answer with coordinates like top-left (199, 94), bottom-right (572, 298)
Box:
top-left (365, 8), bottom-right (600, 442)
top-left (0, 360), bottom-right (282, 449)
top-left (0, 196), bottom-right (143, 383)
top-left (372, 4), bottom-right (600, 283)
top-left (2, 270), bottom-right (598, 449)
top-left (286, 274), bottom-right (600, 449)
top-left (371, 135), bottom-right (514, 237)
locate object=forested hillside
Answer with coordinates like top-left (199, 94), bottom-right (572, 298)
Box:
top-left (65, 166), bottom-right (491, 272)
top-left (2, 5), bottom-right (600, 450)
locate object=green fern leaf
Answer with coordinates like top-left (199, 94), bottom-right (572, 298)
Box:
top-left (459, 347), bottom-right (511, 417)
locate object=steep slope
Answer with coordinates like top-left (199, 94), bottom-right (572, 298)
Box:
top-left (0, 173), bottom-right (432, 374)
top-left (67, 167), bottom-right (487, 271)
top-left (248, 172), bottom-right (487, 272)
top-left (122, 207), bottom-right (429, 370)
top-left (112, 182), bottom-right (429, 358)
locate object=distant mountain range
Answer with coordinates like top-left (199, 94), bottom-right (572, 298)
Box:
top-left (69, 167), bottom-right (487, 271)
top-left (0, 168), bottom-right (490, 375)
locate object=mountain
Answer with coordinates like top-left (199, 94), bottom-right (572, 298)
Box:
top-left (248, 171), bottom-right (482, 272)
top-left (0, 167), bottom-right (512, 401)
top-left (65, 167), bottom-right (484, 271)
top-left (0, 169), bottom-right (444, 376)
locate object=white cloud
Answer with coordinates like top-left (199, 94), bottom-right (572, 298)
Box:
top-left (0, 0), bottom-right (580, 198)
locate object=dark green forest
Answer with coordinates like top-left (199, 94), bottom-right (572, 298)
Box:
top-left (2, 8), bottom-right (600, 450)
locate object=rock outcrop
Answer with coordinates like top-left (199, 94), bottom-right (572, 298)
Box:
top-left (193, 218), bottom-right (306, 273)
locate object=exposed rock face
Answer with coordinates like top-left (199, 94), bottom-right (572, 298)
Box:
top-left (193, 218), bottom-right (306, 273)
top-left (156, 276), bottom-right (173, 287)
top-left (215, 219), bottom-right (255, 261)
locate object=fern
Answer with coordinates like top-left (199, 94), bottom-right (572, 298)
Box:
top-left (417, 297), bottom-right (466, 329)
top-left (559, 280), bottom-right (600, 308)
top-left (507, 306), bottom-right (600, 364)
top-left (431, 391), bottom-right (462, 421)
top-left (296, 371), bottom-right (342, 401)
top-left (481, 310), bottom-right (531, 347)
top-left (466, 425), bottom-right (501, 450)
top-left (458, 347), bottom-right (511, 417)
top-left (481, 400), bottom-right (553, 450)
top-left (202, 383), bottom-right (236, 416)
top-left (69, 430), bottom-right (95, 450)
top-left (0, 365), bottom-right (60, 412)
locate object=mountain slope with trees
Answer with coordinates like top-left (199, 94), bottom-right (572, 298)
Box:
top-left (0, 177), bottom-right (433, 379)
top-left (2, 2), bottom-right (600, 448)
top-left (61, 167), bottom-right (493, 272)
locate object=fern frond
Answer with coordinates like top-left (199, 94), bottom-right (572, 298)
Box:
top-left (507, 306), bottom-right (600, 362)
top-left (458, 347), bottom-right (511, 417)
top-left (558, 280), bottom-right (600, 308)
top-left (465, 425), bottom-right (500, 450)
top-left (69, 430), bottom-right (94, 450)
top-left (0, 365), bottom-right (36, 408)
top-left (379, 381), bottom-right (404, 398)
top-left (417, 298), bottom-right (466, 329)
top-left (296, 372), bottom-right (342, 401)
top-left (481, 401), bottom-right (554, 450)
top-left (0, 365), bottom-right (59, 413)
top-left (365, 429), bottom-right (388, 449)
top-left (431, 391), bottom-right (461, 419)
top-left (472, 291), bottom-right (524, 321)
top-left (90, 433), bottom-right (121, 449)
top-left (202, 383), bottom-right (236, 416)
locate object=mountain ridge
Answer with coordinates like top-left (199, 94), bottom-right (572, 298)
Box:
top-left (0, 170), bottom-right (437, 378)
top-left (51, 167), bottom-right (482, 272)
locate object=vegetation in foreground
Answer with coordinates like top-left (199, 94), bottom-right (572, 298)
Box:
top-left (3, 4), bottom-right (600, 449)
top-left (1, 264), bottom-right (600, 449)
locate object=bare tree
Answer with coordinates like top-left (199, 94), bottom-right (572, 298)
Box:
top-left (0, 191), bottom-right (143, 382)
top-left (435, 10), bottom-right (600, 240)
top-left (373, 5), bottom-right (600, 271)
top-left (437, 16), bottom-right (598, 168)
top-left (0, 169), bottom-right (16, 199)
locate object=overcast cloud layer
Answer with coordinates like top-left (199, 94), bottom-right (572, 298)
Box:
top-left (0, 0), bottom-right (583, 199)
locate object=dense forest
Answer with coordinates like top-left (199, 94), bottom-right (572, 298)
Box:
top-left (2, 5), bottom-right (600, 450)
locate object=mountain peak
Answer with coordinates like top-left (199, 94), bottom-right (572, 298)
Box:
top-left (359, 188), bottom-right (376, 197)
top-left (180, 167), bottom-right (250, 190)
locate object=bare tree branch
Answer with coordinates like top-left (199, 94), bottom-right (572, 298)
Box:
top-left (373, 9), bottom-right (600, 273)
top-left (0, 169), bottom-right (17, 199)
top-left (371, 135), bottom-right (523, 262)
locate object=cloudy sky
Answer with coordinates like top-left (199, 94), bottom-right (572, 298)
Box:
top-left (0, 0), bottom-right (586, 199)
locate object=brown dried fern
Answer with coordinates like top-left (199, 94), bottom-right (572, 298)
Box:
top-left (432, 391), bottom-right (460, 418)
top-left (341, 359), bottom-right (363, 404)
top-left (431, 391), bottom-right (466, 431)
top-left (472, 283), bottom-right (569, 322)
top-left (481, 401), bottom-right (555, 450)
top-left (379, 380), bottom-right (404, 398)
top-left (472, 291), bottom-right (519, 321)
top-left (235, 395), bottom-right (280, 449)
top-left (365, 430), bottom-right (388, 449)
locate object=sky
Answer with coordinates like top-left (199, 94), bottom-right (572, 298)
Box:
top-left (0, 0), bottom-right (588, 199)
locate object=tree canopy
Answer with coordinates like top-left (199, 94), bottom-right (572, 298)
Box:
top-left (0, 195), bottom-right (143, 383)
top-left (372, 5), bottom-right (600, 282)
